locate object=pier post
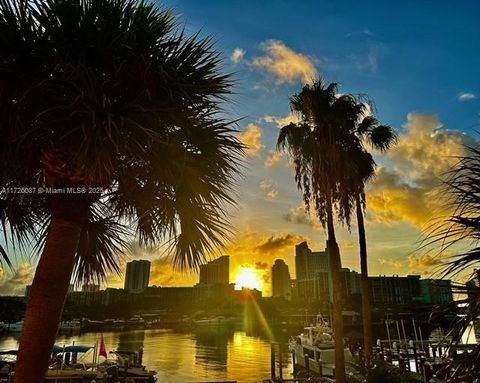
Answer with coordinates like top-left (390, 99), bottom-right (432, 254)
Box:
top-left (317, 358), bottom-right (323, 377)
top-left (385, 349), bottom-right (392, 363)
top-left (419, 356), bottom-right (426, 382)
top-left (278, 343), bottom-right (283, 380)
top-left (398, 354), bottom-right (406, 372)
top-left (291, 350), bottom-right (297, 376)
top-left (270, 343), bottom-right (276, 379)
top-left (412, 342), bottom-right (419, 373)
top-left (304, 354), bottom-right (310, 375)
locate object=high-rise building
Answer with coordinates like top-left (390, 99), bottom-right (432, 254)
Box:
top-left (368, 275), bottom-right (422, 305)
top-left (124, 260), bottom-right (151, 293)
top-left (199, 256), bottom-right (229, 285)
top-left (420, 279), bottom-right (453, 304)
top-left (295, 241), bottom-right (331, 301)
top-left (272, 259), bottom-right (291, 299)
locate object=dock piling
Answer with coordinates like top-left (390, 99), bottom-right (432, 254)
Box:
top-left (270, 343), bottom-right (276, 379)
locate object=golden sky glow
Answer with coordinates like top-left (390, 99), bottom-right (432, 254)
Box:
top-left (234, 267), bottom-right (263, 291)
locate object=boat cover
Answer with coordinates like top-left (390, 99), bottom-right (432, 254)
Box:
top-left (52, 345), bottom-right (93, 355)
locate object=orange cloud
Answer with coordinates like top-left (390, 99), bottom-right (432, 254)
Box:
top-left (238, 123), bottom-right (264, 156)
top-left (263, 112), bottom-right (300, 128)
top-left (252, 40), bottom-right (317, 84)
top-left (264, 150), bottom-right (285, 168)
top-left (259, 179), bottom-right (279, 200)
top-left (407, 254), bottom-right (442, 270)
top-left (0, 263), bottom-right (34, 296)
top-left (367, 113), bottom-right (474, 228)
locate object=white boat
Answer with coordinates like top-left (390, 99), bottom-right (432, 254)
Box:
top-left (59, 319), bottom-right (82, 331)
top-left (4, 321), bottom-right (23, 332)
top-left (289, 315), bottom-right (352, 377)
top-left (193, 316), bottom-right (232, 326)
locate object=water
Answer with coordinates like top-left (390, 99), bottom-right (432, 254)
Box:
top-left (0, 326), bottom-right (293, 382)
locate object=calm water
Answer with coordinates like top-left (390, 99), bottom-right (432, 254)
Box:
top-left (0, 327), bottom-right (293, 382)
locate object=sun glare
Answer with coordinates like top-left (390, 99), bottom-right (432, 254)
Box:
top-left (234, 267), bottom-right (262, 291)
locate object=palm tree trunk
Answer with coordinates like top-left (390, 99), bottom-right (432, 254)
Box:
top-left (356, 193), bottom-right (373, 363)
top-left (326, 193), bottom-right (346, 383)
top-left (14, 198), bottom-right (87, 383)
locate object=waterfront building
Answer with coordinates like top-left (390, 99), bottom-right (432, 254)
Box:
top-left (124, 260), bottom-right (151, 293)
top-left (420, 279), bottom-right (453, 304)
top-left (271, 259), bottom-right (291, 299)
top-left (368, 275), bottom-right (422, 305)
top-left (295, 241), bottom-right (331, 301)
top-left (199, 255), bottom-right (229, 285)
top-left (82, 284), bottom-right (100, 292)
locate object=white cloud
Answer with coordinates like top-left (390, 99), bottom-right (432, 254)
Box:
top-left (252, 40), bottom-right (317, 84)
top-left (231, 48), bottom-right (246, 64)
top-left (458, 92), bottom-right (476, 101)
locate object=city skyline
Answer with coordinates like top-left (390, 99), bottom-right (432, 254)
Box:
top-left (18, 241), bottom-right (459, 298)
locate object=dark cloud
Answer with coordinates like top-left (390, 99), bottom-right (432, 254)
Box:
top-left (255, 261), bottom-right (269, 270)
top-left (254, 233), bottom-right (308, 255)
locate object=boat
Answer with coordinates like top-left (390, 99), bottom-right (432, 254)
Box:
top-left (193, 316), bottom-right (235, 326)
top-left (59, 319), bottom-right (83, 331)
top-left (97, 349), bottom-right (157, 382)
top-left (289, 315), bottom-right (352, 377)
top-left (3, 321), bottom-right (23, 333)
top-left (0, 345), bottom-right (157, 383)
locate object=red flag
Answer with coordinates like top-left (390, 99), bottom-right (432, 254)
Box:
top-left (99, 335), bottom-right (108, 359)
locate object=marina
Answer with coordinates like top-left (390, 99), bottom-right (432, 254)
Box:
top-left (0, 327), bottom-right (290, 383)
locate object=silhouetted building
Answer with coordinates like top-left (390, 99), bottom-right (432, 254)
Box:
top-left (295, 241), bottom-right (331, 302)
top-left (124, 260), bottom-right (151, 293)
top-left (82, 284), bottom-right (100, 293)
top-left (369, 275), bottom-right (422, 305)
top-left (199, 255), bottom-right (229, 285)
top-left (421, 279), bottom-right (453, 304)
top-left (342, 268), bottom-right (361, 296)
top-left (272, 259), bottom-right (291, 299)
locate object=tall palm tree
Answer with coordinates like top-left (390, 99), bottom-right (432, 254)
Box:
top-left (0, 1), bottom-right (243, 382)
top-left (278, 80), bottom-right (396, 380)
top-left (346, 115), bottom-right (397, 362)
top-left (277, 80), bottom-right (365, 383)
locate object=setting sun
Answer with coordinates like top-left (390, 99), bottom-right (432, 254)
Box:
top-left (234, 267), bottom-right (263, 291)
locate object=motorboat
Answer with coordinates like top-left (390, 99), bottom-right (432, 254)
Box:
top-left (289, 315), bottom-right (352, 377)
top-left (3, 321), bottom-right (23, 333)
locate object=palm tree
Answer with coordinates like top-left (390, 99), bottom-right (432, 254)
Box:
top-left (0, 1), bottom-right (243, 382)
top-left (278, 80), bottom-right (396, 380)
top-left (277, 80), bottom-right (365, 383)
top-left (347, 115), bottom-right (397, 362)
top-left (422, 144), bottom-right (480, 382)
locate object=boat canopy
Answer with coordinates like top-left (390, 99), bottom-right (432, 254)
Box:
top-left (52, 345), bottom-right (93, 355)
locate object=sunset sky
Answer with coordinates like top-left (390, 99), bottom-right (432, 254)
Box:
top-left (1, 1), bottom-right (480, 296)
